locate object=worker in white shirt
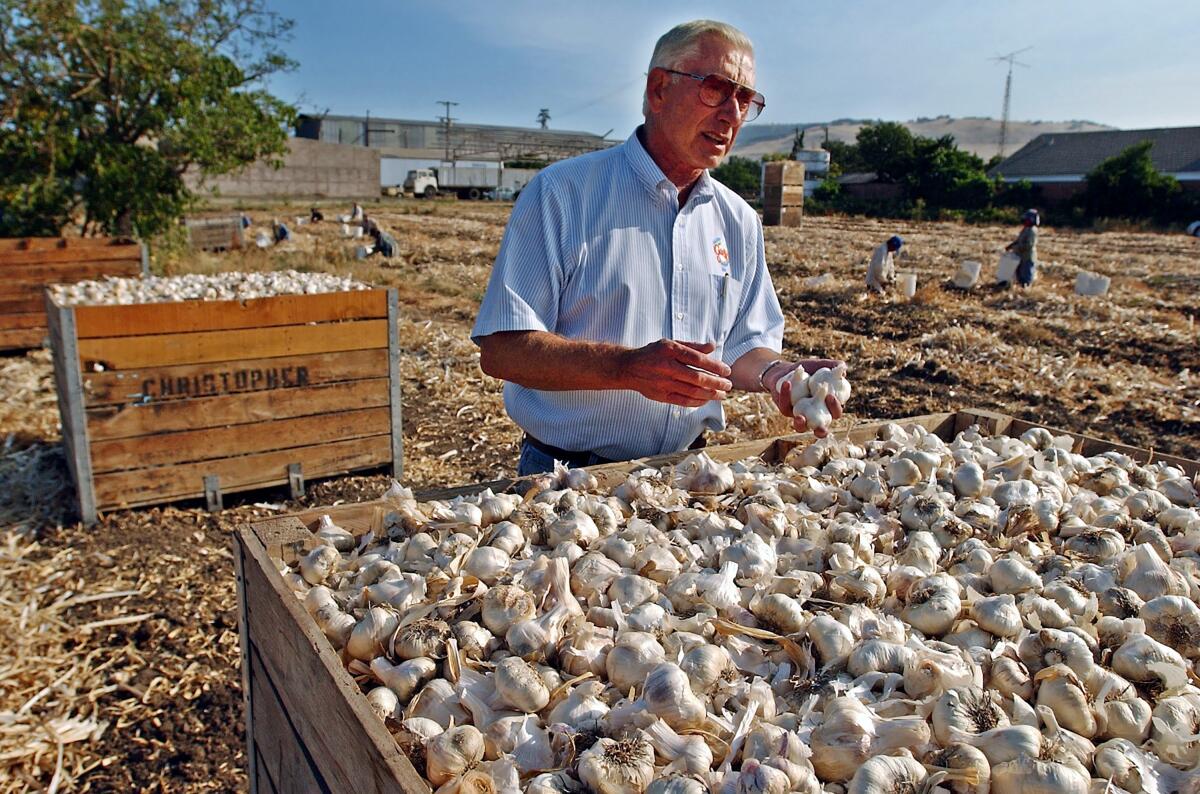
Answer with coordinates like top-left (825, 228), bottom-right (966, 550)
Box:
top-left (866, 235), bottom-right (902, 294)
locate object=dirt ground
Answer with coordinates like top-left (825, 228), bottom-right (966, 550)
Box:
top-left (1, 200), bottom-right (1197, 792)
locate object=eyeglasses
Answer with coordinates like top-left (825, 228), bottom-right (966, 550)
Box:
top-left (661, 69), bottom-right (766, 122)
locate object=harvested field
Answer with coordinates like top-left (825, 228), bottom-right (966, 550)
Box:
top-left (1, 202), bottom-right (1197, 791)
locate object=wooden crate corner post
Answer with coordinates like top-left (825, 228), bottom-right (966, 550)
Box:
top-left (387, 287), bottom-right (404, 481)
top-left (44, 291), bottom-right (98, 524)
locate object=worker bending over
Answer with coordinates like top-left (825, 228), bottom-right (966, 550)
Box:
top-left (867, 235), bottom-right (902, 294)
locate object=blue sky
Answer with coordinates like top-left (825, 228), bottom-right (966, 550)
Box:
top-left (268, 1), bottom-right (1198, 137)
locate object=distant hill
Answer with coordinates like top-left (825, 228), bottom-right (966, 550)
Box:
top-left (731, 116), bottom-right (1115, 162)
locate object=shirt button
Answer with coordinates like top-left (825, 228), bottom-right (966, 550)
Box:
top-left (675, 312), bottom-right (684, 320)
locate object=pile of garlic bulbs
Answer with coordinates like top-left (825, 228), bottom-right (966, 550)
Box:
top-left (52, 271), bottom-right (371, 306)
top-left (284, 422), bottom-right (1200, 794)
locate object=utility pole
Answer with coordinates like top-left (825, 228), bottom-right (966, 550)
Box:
top-left (990, 47), bottom-right (1032, 160)
top-left (436, 100), bottom-right (459, 164)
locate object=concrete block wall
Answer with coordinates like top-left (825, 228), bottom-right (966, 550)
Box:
top-left (191, 138), bottom-right (381, 199)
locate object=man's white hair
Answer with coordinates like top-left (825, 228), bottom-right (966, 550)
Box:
top-left (642, 20), bottom-right (754, 117)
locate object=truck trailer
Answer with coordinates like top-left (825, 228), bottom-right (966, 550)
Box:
top-left (401, 165), bottom-right (537, 200)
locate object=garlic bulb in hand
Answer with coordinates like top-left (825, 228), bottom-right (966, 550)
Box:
top-left (792, 381), bottom-right (834, 434)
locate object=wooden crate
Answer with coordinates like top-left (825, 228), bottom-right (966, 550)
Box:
top-left (48, 288), bottom-right (403, 523)
top-left (0, 237), bottom-right (147, 352)
top-left (184, 216), bottom-right (245, 251)
top-left (233, 408), bottom-right (1199, 794)
top-left (761, 161), bottom-right (804, 227)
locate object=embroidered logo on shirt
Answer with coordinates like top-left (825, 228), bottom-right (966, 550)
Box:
top-left (712, 236), bottom-right (730, 266)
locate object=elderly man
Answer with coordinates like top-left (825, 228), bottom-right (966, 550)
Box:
top-left (472, 19), bottom-right (843, 475)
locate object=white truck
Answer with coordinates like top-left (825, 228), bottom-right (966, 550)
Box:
top-left (402, 165), bottom-right (535, 200)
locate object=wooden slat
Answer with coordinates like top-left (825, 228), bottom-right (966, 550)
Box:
top-left (71, 289), bottom-right (389, 338)
top-left (90, 406), bottom-right (391, 472)
top-left (77, 319), bottom-right (388, 370)
top-left (86, 378), bottom-right (390, 440)
top-left (0, 237), bottom-right (135, 253)
top-left (234, 529), bottom-right (260, 794)
top-left (0, 328), bottom-right (45, 351)
top-left (249, 646), bottom-right (327, 793)
top-left (94, 434), bottom-right (392, 508)
top-left (0, 295), bottom-right (46, 314)
top-left (235, 526), bottom-right (430, 793)
top-left (0, 312), bottom-right (46, 331)
top-left (82, 348), bottom-right (388, 407)
top-left (0, 245), bottom-right (144, 267)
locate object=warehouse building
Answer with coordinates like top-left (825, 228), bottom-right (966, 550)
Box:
top-left (295, 113), bottom-right (615, 190)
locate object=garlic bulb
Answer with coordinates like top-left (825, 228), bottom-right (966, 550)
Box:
top-left (300, 544), bottom-right (341, 585)
top-left (392, 618), bottom-right (452, 661)
top-left (427, 725), bottom-right (485, 786)
top-left (643, 719), bottom-right (712, 776)
top-left (607, 632), bottom-right (666, 693)
top-left (988, 758), bottom-right (1087, 794)
top-left (1140, 595), bottom-right (1200, 657)
top-left (493, 656), bottom-right (549, 713)
top-left (366, 685), bottom-right (402, 724)
top-left (372, 656), bottom-right (437, 702)
top-left (640, 663), bottom-right (706, 730)
top-left (481, 585), bottom-right (536, 635)
top-left (792, 381), bottom-right (833, 434)
top-left (347, 607), bottom-right (400, 661)
top-left (304, 585), bottom-right (356, 648)
top-left (548, 679), bottom-right (609, 730)
top-left (316, 514), bottom-right (356, 551)
top-left (845, 752), bottom-right (926, 794)
top-left (674, 452), bottom-right (735, 494)
top-left (577, 737), bottom-right (655, 794)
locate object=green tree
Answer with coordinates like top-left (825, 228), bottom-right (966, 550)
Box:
top-left (856, 122), bottom-right (915, 182)
top-left (0, 0), bottom-right (297, 238)
top-left (821, 139), bottom-right (865, 177)
top-left (906, 135), bottom-right (992, 210)
top-left (1081, 141), bottom-right (1181, 220)
top-left (712, 156), bottom-right (761, 197)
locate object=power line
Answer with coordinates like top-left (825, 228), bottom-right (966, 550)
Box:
top-left (991, 47), bottom-right (1032, 159)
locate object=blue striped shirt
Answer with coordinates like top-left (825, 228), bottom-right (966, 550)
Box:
top-left (472, 128), bottom-right (784, 460)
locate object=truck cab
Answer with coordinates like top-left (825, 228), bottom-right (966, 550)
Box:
top-left (403, 169), bottom-right (439, 198)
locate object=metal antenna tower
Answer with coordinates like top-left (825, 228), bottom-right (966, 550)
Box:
top-left (436, 100), bottom-right (459, 163)
top-left (990, 47), bottom-right (1031, 159)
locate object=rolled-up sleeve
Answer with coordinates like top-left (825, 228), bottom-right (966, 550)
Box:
top-left (722, 217), bottom-right (784, 364)
top-left (471, 176), bottom-right (567, 342)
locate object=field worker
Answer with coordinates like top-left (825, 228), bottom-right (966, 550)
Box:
top-left (473, 19), bottom-right (844, 476)
top-left (1187, 220), bottom-right (1200, 238)
top-left (1005, 209), bottom-right (1040, 287)
top-left (866, 235), bottom-right (902, 294)
top-left (350, 202), bottom-right (364, 222)
top-left (271, 219), bottom-right (291, 244)
top-left (369, 226), bottom-right (398, 258)
top-left (310, 207), bottom-right (324, 223)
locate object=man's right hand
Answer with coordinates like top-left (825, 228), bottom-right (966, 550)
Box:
top-left (620, 339), bottom-right (733, 407)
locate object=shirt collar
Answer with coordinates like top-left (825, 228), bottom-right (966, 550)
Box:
top-left (623, 126), bottom-right (715, 206)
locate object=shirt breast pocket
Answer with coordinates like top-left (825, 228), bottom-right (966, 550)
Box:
top-left (710, 272), bottom-right (742, 345)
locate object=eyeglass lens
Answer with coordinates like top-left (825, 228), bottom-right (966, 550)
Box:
top-left (698, 74), bottom-right (764, 120)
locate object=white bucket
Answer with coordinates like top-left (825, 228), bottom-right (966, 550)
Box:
top-left (997, 252), bottom-right (1020, 283)
top-left (953, 260), bottom-right (982, 289)
top-left (1075, 270), bottom-right (1111, 296)
top-left (353, 227), bottom-right (364, 239)
top-left (355, 245), bottom-right (374, 260)
top-left (896, 271), bottom-right (917, 299)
